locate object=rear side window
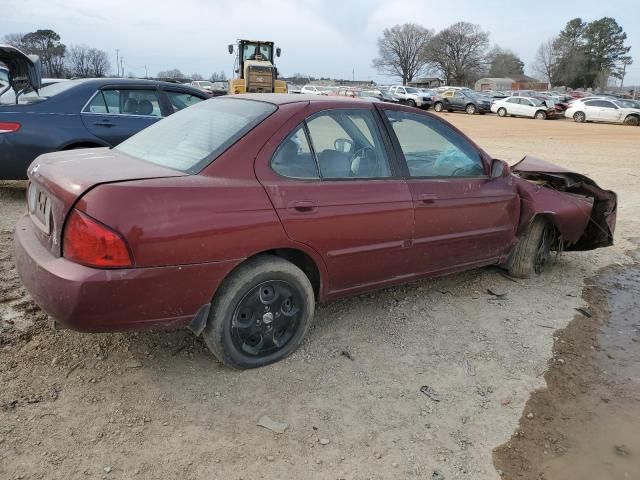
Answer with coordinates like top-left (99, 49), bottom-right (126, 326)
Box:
top-left (271, 125), bottom-right (319, 179)
top-left (116, 98), bottom-right (276, 172)
top-left (96, 89), bottom-right (163, 116)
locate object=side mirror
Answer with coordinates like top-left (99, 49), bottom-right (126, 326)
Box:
top-left (490, 158), bottom-right (510, 178)
top-left (276, 47), bottom-right (281, 58)
top-left (228, 44), bottom-right (234, 54)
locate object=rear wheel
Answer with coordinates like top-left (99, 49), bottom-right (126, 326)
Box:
top-left (466, 104), bottom-right (477, 115)
top-left (508, 218), bottom-right (554, 278)
top-left (623, 115), bottom-right (639, 126)
top-left (573, 111), bottom-right (586, 123)
top-left (434, 102), bottom-right (444, 112)
top-left (203, 256), bottom-right (315, 369)
top-left (406, 99), bottom-right (416, 108)
top-left (497, 107), bottom-right (507, 117)
top-left (534, 110), bottom-right (547, 120)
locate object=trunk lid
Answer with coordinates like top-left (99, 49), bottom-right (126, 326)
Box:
top-left (27, 147), bottom-right (187, 256)
top-left (0, 44), bottom-right (42, 96)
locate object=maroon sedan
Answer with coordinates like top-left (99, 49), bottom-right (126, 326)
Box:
top-left (14, 94), bottom-right (617, 369)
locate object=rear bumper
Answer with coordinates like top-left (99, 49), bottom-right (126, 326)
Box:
top-left (14, 215), bottom-right (240, 332)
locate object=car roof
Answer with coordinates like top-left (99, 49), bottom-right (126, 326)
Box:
top-left (235, 93), bottom-right (369, 106)
top-left (64, 77), bottom-right (201, 90)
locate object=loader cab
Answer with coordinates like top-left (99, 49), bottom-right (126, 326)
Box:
top-left (228, 39), bottom-right (285, 95)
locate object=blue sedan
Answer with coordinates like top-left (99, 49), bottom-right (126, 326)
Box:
top-left (0, 78), bottom-right (209, 179)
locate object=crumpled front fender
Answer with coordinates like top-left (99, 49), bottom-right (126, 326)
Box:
top-left (511, 156), bottom-right (617, 251)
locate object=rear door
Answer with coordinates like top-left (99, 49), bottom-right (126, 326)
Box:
top-left (255, 105), bottom-right (414, 296)
top-left (81, 86), bottom-right (164, 145)
top-left (380, 106), bottom-right (519, 275)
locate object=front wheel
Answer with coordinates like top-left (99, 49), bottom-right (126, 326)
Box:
top-left (203, 256), bottom-right (315, 369)
top-left (623, 115), bottom-right (639, 126)
top-left (406, 99), bottom-right (416, 107)
top-left (466, 104), bottom-right (477, 115)
top-left (573, 111), bottom-right (586, 123)
top-left (508, 218), bottom-right (554, 278)
top-left (497, 107), bottom-right (507, 117)
top-left (434, 102), bottom-right (444, 112)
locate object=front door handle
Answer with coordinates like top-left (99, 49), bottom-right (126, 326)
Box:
top-left (288, 200), bottom-right (317, 213)
top-left (418, 193), bottom-right (437, 204)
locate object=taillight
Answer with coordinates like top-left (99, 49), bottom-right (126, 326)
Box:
top-left (0, 122), bottom-right (21, 133)
top-left (63, 209), bottom-right (132, 268)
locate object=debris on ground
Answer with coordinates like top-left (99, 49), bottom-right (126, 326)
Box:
top-left (420, 385), bottom-right (441, 402)
top-left (256, 415), bottom-right (289, 434)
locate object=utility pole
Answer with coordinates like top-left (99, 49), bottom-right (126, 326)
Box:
top-left (115, 49), bottom-right (120, 77)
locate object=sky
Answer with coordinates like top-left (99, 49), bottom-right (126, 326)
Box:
top-left (2, 0), bottom-right (639, 86)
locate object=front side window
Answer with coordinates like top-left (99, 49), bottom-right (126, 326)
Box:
top-left (306, 110), bottom-right (392, 179)
top-left (165, 90), bottom-right (204, 113)
top-left (116, 98), bottom-right (276, 172)
top-left (384, 110), bottom-right (484, 178)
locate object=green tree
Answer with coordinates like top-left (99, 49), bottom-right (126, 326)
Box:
top-left (487, 47), bottom-right (524, 77)
top-left (21, 29), bottom-right (66, 77)
top-left (582, 17), bottom-right (631, 89)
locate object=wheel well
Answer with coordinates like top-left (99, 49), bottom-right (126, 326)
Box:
top-left (530, 214), bottom-right (560, 248)
top-left (254, 249), bottom-right (321, 300)
top-left (625, 113), bottom-right (639, 121)
top-left (62, 142), bottom-right (104, 150)
top-left (535, 109), bottom-right (545, 116)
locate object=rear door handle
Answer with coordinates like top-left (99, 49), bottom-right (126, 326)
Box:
top-left (418, 193), bottom-right (437, 204)
top-left (288, 200), bottom-right (317, 213)
top-left (93, 120), bottom-right (115, 128)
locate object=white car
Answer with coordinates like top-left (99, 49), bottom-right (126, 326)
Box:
top-left (301, 85), bottom-right (325, 95)
top-left (565, 98), bottom-right (640, 125)
top-left (387, 85), bottom-right (431, 108)
top-left (491, 96), bottom-right (556, 120)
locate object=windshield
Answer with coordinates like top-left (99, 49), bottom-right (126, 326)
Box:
top-left (115, 98), bottom-right (277, 173)
top-left (196, 81), bottom-right (213, 87)
top-left (530, 98), bottom-right (546, 106)
top-left (614, 99), bottom-right (639, 109)
top-left (242, 43), bottom-right (272, 62)
top-left (15, 80), bottom-right (84, 105)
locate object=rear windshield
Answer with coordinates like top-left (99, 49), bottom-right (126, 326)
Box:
top-left (115, 97), bottom-right (277, 172)
top-left (16, 80), bottom-right (82, 104)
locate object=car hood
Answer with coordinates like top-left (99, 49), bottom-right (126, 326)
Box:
top-left (0, 44), bottom-right (42, 93)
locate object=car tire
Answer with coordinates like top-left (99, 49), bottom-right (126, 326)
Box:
top-left (406, 99), bottom-right (416, 108)
top-left (466, 104), bottom-right (477, 115)
top-left (508, 218), bottom-right (554, 279)
top-left (434, 102), bottom-right (444, 112)
top-left (535, 110), bottom-right (547, 120)
top-left (203, 255), bottom-right (315, 369)
top-left (573, 111), bottom-right (586, 123)
top-left (497, 107), bottom-right (507, 117)
top-left (623, 115), bottom-right (639, 126)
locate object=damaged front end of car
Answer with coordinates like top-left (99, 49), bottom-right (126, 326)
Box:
top-left (511, 156), bottom-right (617, 251)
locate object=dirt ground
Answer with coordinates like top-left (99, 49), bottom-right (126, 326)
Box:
top-left (1, 114), bottom-right (638, 480)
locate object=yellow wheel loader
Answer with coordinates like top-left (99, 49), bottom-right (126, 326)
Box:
top-left (227, 40), bottom-right (287, 95)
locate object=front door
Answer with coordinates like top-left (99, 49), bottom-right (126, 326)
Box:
top-left (255, 107), bottom-right (414, 295)
top-left (380, 107), bottom-right (519, 275)
top-left (81, 87), bottom-right (164, 145)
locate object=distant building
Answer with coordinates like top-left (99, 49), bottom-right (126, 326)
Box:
top-left (475, 75), bottom-right (548, 91)
top-left (408, 77), bottom-right (442, 88)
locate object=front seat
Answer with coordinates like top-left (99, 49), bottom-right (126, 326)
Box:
top-left (123, 98), bottom-right (139, 114)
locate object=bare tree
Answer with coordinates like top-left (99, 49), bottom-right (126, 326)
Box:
top-left (372, 23), bottom-right (434, 85)
top-left (87, 48), bottom-right (110, 77)
top-left (532, 38), bottom-right (559, 86)
top-left (210, 70), bottom-right (227, 82)
top-left (425, 22), bottom-right (489, 86)
top-left (2, 33), bottom-right (27, 50)
top-left (157, 68), bottom-right (185, 79)
top-left (67, 45), bottom-right (110, 78)
top-left (191, 73), bottom-right (204, 81)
